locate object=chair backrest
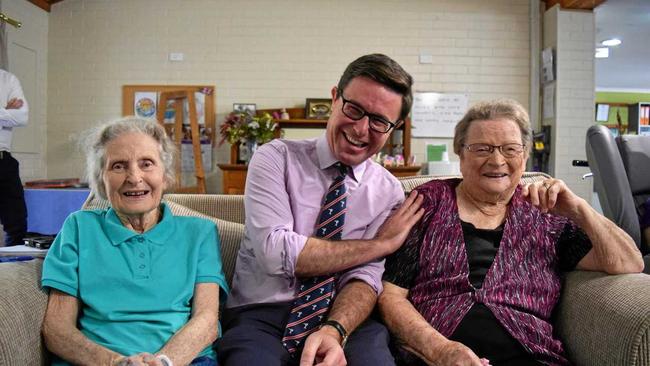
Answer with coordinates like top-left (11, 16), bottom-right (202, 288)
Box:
top-left (586, 124), bottom-right (642, 248)
top-left (617, 134), bottom-right (650, 253)
top-left (617, 134), bottom-right (650, 210)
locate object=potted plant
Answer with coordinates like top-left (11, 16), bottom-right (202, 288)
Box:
top-left (220, 111), bottom-right (277, 163)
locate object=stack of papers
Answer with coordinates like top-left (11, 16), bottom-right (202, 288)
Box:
top-left (0, 245), bottom-right (48, 258)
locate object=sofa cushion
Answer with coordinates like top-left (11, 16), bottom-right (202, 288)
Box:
top-left (81, 195), bottom-right (244, 286)
top-left (163, 201), bottom-right (243, 287)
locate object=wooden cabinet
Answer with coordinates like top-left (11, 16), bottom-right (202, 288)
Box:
top-left (217, 164), bottom-right (248, 194)
top-left (218, 107), bottom-right (420, 194)
top-left (628, 103), bottom-right (650, 136)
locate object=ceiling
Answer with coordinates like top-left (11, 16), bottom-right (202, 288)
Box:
top-left (595, 0), bottom-right (650, 91)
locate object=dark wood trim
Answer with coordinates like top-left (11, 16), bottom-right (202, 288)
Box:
top-left (27, 0), bottom-right (51, 12)
top-left (543, 0), bottom-right (607, 10)
top-left (26, 0), bottom-right (65, 12)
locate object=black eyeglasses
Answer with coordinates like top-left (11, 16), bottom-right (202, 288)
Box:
top-left (462, 143), bottom-right (526, 158)
top-left (340, 94), bottom-right (399, 133)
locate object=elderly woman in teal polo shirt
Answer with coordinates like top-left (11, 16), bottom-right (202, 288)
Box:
top-left (41, 117), bottom-right (228, 366)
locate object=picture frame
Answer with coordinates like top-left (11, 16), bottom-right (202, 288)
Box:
top-left (233, 103), bottom-right (257, 116)
top-left (305, 98), bottom-right (332, 119)
top-left (596, 103), bottom-right (610, 122)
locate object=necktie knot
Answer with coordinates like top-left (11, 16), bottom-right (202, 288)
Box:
top-left (333, 162), bottom-right (348, 178)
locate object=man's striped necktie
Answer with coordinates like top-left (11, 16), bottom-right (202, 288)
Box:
top-left (282, 162), bottom-right (348, 356)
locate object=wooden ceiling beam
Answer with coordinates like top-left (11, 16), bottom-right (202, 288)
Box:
top-left (27, 0), bottom-right (50, 12)
top-left (543, 0), bottom-right (607, 10)
top-left (26, 0), bottom-right (65, 12)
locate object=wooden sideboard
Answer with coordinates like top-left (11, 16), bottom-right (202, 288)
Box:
top-left (219, 106), bottom-right (421, 194)
top-left (218, 163), bottom-right (421, 194)
top-left (217, 164), bottom-right (249, 195)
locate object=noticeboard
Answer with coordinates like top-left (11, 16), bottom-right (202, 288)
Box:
top-left (411, 92), bottom-right (468, 138)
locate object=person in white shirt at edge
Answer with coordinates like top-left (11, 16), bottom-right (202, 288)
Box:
top-left (216, 54), bottom-right (425, 366)
top-left (0, 68), bottom-right (28, 246)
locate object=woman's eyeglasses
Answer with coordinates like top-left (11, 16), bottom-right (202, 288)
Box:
top-left (462, 143), bottom-right (526, 158)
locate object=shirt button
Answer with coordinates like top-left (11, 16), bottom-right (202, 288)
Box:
top-left (137, 237), bottom-right (145, 243)
top-left (139, 253), bottom-right (145, 258)
top-left (139, 264), bottom-right (145, 269)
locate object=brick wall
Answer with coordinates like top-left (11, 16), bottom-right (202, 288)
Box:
top-left (45, 0), bottom-right (532, 192)
top-left (544, 6), bottom-right (594, 200)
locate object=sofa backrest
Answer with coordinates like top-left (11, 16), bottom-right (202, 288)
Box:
top-left (82, 193), bottom-right (245, 286)
top-left (82, 173), bottom-right (549, 287)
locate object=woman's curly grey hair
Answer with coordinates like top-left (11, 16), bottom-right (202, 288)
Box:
top-left (453, 99), bottom-right (532, 156)
top-left (84, 116), bottom-right (177, 199)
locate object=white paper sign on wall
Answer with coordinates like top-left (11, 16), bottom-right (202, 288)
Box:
top-left (411, 92), bottom-right (468, 138)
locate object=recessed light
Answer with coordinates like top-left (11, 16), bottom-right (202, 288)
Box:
top-left (601, 38), bottom-right (621, 46)
top-left (595, 47), bottom-right (609, 58)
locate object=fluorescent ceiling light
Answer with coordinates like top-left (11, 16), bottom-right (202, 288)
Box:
top-left (595, 47), bottom-right (609, 58)
top-left (601, 38), bottom-right (622, 46)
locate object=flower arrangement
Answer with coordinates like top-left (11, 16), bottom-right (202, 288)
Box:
top-left (219, 111), bottom-right (278, 146)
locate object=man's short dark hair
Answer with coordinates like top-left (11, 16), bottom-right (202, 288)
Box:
top-left (336, 54), bottom-right (413, 122)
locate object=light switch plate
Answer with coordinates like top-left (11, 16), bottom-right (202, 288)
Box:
top-left (169, 52), bottom-right (184, 62)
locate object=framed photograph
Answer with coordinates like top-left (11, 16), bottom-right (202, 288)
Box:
top-left (596, 103), bottom-right (610, 122)
top-left (305, 98), bottom-right (332, 119)
top-left (233, 103), bottom-right (257, 116)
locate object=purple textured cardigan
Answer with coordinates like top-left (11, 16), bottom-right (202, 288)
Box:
top-left (407, 179), bottom-right (575, 366)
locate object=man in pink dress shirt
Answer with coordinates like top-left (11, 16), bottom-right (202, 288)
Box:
top-left (217, 54), bottom-right (424, 366)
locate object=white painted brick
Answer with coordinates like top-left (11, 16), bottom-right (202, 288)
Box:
top-left (44, 0), bottom-right (534, 184)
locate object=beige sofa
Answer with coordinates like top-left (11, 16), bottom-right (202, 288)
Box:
top-left (1, 173), bottom-right (649, 365)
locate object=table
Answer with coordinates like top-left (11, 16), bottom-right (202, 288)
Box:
top-left (24, 188), bottom-right (91, 235)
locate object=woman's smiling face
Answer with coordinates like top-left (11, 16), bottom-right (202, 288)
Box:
top-left (459, 118), bottom-right (528, 198)
top-left (102, 132), bottom-right (167, 219)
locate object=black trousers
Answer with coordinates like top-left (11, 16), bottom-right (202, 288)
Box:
top-left (216, 302), bottom-right (396, 366)
top-left (0, 153), bottom-right (27, 246)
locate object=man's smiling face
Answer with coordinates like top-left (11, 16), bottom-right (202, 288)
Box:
top-left (326, 76), bottom-right (402, 166)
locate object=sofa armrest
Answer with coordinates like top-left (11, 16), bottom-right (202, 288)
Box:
top-left (556, 270), bottom-right (650, 366)
top-left (0, 259), bottom-right (49, 365)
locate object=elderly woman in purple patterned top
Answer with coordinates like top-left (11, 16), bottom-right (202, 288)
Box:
top-left (379, 99), bottom-right (643, 366)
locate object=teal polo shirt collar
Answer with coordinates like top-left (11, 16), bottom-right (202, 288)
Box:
top-left (102, 203), bottom-right (176, 246)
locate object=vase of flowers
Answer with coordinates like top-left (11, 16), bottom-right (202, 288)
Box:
top-left (220, 111), bottom-right (277, 163)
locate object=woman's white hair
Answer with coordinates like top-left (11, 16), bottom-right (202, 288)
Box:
top-left (83, 116), bottom-right (177, 199)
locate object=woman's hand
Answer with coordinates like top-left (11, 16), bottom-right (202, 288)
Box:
top-left (522, 178), bottom-right (586, 220)
top-left (114, 353), bottom-right (163, 366)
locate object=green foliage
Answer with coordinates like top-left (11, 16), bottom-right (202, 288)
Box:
top-left (220, 112), bottom-right (277, 145)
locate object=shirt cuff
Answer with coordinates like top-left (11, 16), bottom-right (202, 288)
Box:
top-left (281, 232), bottom-right (309, 286)
top-left (41, 279), bottom-right (78, 297)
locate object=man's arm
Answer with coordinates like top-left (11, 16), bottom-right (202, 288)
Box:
top-left (300, 280), bottom-right (376, 366)
top-left (42, 290), bottom-right (124, 365)
top-left (378, 282), bottom-right (484, 366)
top-left (244, 143), bottom-right (423, 279)
top-left (295, 190), bottom-right (424, 276)
top-left (156, 283), bottom-right (220, 365)
top-left (0, 73), bottom-right (28, 127)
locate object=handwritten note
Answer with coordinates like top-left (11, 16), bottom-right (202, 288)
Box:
top-left (411, 92), bottom-right (468, 138)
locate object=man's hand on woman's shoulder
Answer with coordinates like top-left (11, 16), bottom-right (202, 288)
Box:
top-left (374, 190), bottom-right (425, 257)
